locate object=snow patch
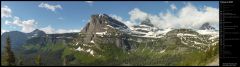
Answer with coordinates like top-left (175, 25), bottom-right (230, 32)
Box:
top-left (66, 37), bottom-right (73, 39)
top-left (76, 46), bottom-right (84, 51)
top-left (156, 28), bottom-right (172, 35)
top-left (194, 41), bottom-right (202, 44)
top-left (107, 25), bottom-right (114, 28)
top-left (76, 46), bottom-right (95, 56)
top-left (160, 49), bottom-right (165, 53)
top-left (209, 35), bottom-right (219, 40)
top-left (86, 49), bottom-right (94, 56)
top-left (96, 31), bottom-right (108, 37)
top-left (83, 44), bottom-right (87, 46)
top-left (103, 27), bottom-right (108, 30)
top-left (90, 40), bottom-right (95, 44)
top-left (177, 33), bottom-right (197, 37)
top-left (197, 30), bottom-right (219, 35)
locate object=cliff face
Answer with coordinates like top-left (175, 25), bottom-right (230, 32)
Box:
top-left (79, 14), bottom-right (131, 50)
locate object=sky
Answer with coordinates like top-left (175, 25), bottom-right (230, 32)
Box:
top-left (1, 1), bottom-right (219, 34)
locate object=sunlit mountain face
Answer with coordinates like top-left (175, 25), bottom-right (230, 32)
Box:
top-left (1, 1), bottom-right (219, 66)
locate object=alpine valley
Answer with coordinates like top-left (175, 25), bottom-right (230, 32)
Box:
top-left (1, 14), bottom-right (219, 66)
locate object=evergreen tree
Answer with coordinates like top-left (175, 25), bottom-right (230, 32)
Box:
top-left (17, 56), bottom-right (23, 66)
top-left (3, 35), bottom-right (16, 66)
top-left (63, 56), bottom-right (67, 66)
top-left (35, 55), bottom-right (42, 65)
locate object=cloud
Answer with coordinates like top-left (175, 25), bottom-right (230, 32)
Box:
top-left (128, 8), bottom-right (148, 23)
top-left (176, 3), bottom-right (219, 29)
top-left (40, 25), bottom-right (55, 34)
top-left (170, 4), bottom-right (177, 10)
top-left (85, 1), bottom-right (94, 4)
top-left (110, 14), bottom-right (136, 30)
top-left (1, 5), bottom-right (12, 18)
top-left (1, 29), bottom-right (9, 35)
top-left (5, 16), bottom-right (37, 33)
top-left (40, 25), bottom-right (80, 34)
top-left (127, 3), bottom-right (219, 29)
top-left (164, 1), bottom-right (169, 3)
top-left (38, 2), bottom-right (62, 12)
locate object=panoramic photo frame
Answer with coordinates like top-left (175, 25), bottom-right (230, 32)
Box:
top-left (1, 1), bottom-right (219, 66)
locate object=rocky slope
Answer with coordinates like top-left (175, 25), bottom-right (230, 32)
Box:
top-left (76, 14), bottom-right (131, 51)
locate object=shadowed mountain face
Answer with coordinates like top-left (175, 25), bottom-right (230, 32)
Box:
top-left (1, 29), bottom-right (78, 48)
top-left (1, 31), bottom-right (28, 49)
top-left (140, 18), bottom-right (154, 27)
top-left (79, 14), bottom-right (131, 50)
top-left (199, 22), bottom-right (215, 30)
top-left (81, 14), bottom-right (128, 33)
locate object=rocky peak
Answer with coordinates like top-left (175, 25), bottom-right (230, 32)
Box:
top-left (79, 14), bottom-right (131, 51)
top-left (81, 14), bottom-right (128, 33)
top-left (199, 22), bottom-right (215, 30)
top-left (28, 29), bottom-right (46, 38)
top-left (140, 18), bottom-right (154, 27)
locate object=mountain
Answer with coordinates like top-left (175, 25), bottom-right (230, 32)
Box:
top-left (78, 14), bottom-right (131, 50)
top-left (1, 31), bottom-right (28, 49)
top-left (1, 14), bottom-right (219, 66)
top-left (1, 29), bottom-right (78, 47)
top-left (166, 29), bottom-right (218, 51)
top-left (199, 22), bottom-right (215, 30)
top-left (25, 32), bottom-right (78, 46)
top-left (27, 29), bottom-right (46, 38)
top-left (140, 18), bottom-right (154, 27)
top-left (131, 18), bottom-right (168, 38)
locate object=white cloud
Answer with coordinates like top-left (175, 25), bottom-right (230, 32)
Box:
top-left (1, 29), bottom-right (9, 35)
top-left (40, 25), bottom-right (55, 34)
top-left (110, 14), bottom-right (136, 30)
top-left (40, 25), bottom-right (80, 34)
top-left (127, 3), bottom-right (219, 29)
top-left (85, 1), bottom-right (94, 4)
top-left (176, 3), bottom-right (219, 29)
top-left (5, 20), bottom-right (11, 25)
top-left (128, 8), bottom-right (148, 23)
top-left (1, 5), bottom-right (12, 18)
top-left (5, 16), bottom-right (37, 33)
top-left (38, 2), bottom-right (62, 12)
top-left (170, 4), bottom-right (177, 10)
top-left (56, 29), bottom-right (80, 34)
top-left (164, 1), bottom-right (169, 3)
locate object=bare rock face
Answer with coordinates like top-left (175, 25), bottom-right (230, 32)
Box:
top-left (140, 18), bottom-right (154, 27)
top-left (199, 22), bottom-right (215, 30)
top-left (79, 14), bottom-right (131, 50)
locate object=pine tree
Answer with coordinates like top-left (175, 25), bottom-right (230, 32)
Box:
top-left (63, 56), bottom-right (67, 66)
top-left (3, 35), bottom-right (16, 66)
top-left (35, 55), bottom-right (42, 66)
top-left (17, 56), bottom-right (23, 66)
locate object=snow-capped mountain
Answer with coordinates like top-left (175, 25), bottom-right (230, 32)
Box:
top-left (130, 18), bottom-right (172, 38)
top-left (75, 14), bottom-right (131, 52)
top-left (1, 14), bottom-right (219, 66)
top-left (199, 22), bottom-right (216, 30)
top-left (166, 29), bottom-right (219, 51)
top-left (27, 29), bottom-right (46, 38)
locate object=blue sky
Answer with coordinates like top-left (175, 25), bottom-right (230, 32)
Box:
top-left (1, 1), bottom-right (219, 34)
